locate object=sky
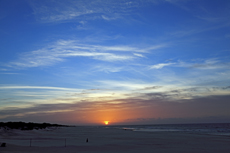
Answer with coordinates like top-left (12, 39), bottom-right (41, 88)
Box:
top-left (0, 0), bottom-right (230, 125)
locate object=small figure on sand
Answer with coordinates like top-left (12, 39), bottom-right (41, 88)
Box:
top-left (86, 138), bottom-right (88, 143)
top-left (1, 143), bottom-right (6, 147)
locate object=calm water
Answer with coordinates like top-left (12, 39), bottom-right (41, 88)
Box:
top-left (111, 123), bottom-right (230, 135)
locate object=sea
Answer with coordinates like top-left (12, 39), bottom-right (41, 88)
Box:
top-left (110, 123), bottom-right (230, 136)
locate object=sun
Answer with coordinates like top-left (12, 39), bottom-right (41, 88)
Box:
top-left (104, 121), bottom-right (109, 125)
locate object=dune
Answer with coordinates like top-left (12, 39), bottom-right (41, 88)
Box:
top-left (1, 126), bottom-right (230, 153)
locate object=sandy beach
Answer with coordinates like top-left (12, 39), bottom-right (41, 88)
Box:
top-left (1, 126), bottom-right (230, 153)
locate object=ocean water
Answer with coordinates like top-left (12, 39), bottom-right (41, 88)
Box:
top-left (111, 123), bottom-right (230, 135)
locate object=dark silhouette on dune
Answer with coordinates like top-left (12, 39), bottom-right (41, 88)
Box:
top-left (0, 122), bottom-right (69, 130)
top-left (1, 143), bottom-right (6, 147)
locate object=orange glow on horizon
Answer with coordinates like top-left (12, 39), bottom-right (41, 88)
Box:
top-left (68, 102), bottom-right (154, 125)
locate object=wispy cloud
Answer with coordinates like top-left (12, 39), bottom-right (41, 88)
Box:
top-left (177, 58), bottom-right (230, 70)
top-left (97, 80), bottom-right (154, 91)
top-left (0, 85), bottom-right (76, 91)
top-left (101, 15), bottom-right (120, 21)
top-left (171, 22), bottom-right (230, 38)
top-left (29, 0), bottom-right (157, 23)
top-left (150, 58), bottom-right (230, 70)
top-left (133, 53), bottom-right (145, 58)
top-left (150, 63), bottom-right (174, 69)
top-left (30, 0), bottom-right (95, 23)
top-left (91, 65), bottom-right (123, 73)
top-left (190, 59), bottom-right (230, 70)
top-left (7, 40), bottom-right (166, 69)
top-left (1, 89), bottom-right (230, 124)
top-left (0, 68), bottom-right (9, 71)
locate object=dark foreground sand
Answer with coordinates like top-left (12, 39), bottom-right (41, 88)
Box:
top-left (1, 126), bottom-right (230, 153)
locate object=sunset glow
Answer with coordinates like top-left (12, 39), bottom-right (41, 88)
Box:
top-left (0, 0), bottom-right (230, 125)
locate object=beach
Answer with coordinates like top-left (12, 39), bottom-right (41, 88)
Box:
top-left (1, 126), bottom-right (230, 153)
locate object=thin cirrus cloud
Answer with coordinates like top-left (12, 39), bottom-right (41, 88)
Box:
top-left (133, 53), bottom-right (145, 58)
top-left (7, 40), bottom-right (166, 69)
top-left (189, 59), bottom-right (230, 70)
top-left (176, 59), bottom-right (230, 70)
top-left (2, 82), bottom-right (229, 106)
top-left (30, 0), bottom-right (95, 23)
top-left (149, 59), bottom-right (230, 70)
top-left (149, 63), bottom-right (174, 69)
top-left (1, 79), bottom-right (230, 124)
top-left (29, 0), bottom-right (151, 23)
top-left (0, 85), bottom-right (76, 91)
top-left (91, 65), bottom-right (124, 73)
top-left (0, 85), bottom-right (82, 105)
top-left (1, 91), bottom-right (230, 124)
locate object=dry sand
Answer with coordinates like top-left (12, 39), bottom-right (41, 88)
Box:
top-left (1, 126), bottom-right (230, 153)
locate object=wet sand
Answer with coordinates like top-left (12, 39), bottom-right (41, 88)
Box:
top-left (1, 126), bottom-right (230, 153)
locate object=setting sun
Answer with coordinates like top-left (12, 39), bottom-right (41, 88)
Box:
top-left (104, 121), bottom-right (109, 125)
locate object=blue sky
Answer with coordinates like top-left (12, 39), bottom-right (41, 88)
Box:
top-left (0, 0), bottom-right (230, 125)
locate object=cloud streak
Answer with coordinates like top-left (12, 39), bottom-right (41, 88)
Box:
top-left (0, 85), bottom-right (76, 91)
top-left (30, 0), bottom-right (158, 23)
top-left (150, 63), bottom-right (174, 69)
top-left (150, 58), bottom-right (230, 70)
top-left (1, 93), bottom-right (230, 124)
top-left (7, 40), bottom-right (166, 69)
